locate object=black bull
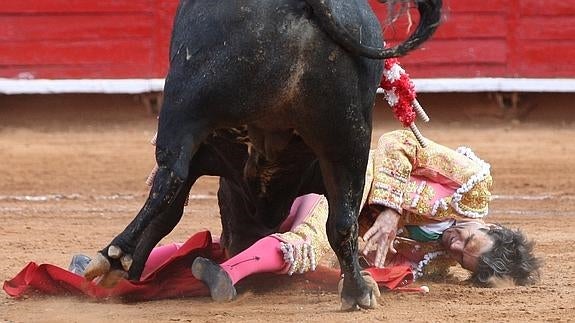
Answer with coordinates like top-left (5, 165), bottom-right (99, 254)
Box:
top-left (88, 0), bottom-right (442, 309)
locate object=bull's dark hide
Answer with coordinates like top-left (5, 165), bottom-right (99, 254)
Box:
top-left (94, 0), bottom-right (442, 309)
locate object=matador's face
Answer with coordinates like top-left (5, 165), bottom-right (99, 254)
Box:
top-left (441, 221), bottom-right (494, 271)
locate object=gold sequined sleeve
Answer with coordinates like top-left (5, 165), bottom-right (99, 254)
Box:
top-left (367, 130), bottom-right (417, 213)
top-left (367, 130), bottom-right (492, 222)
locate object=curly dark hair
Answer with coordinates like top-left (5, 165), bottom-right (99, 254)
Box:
top-left (471, 226), bottom-right (542, 287)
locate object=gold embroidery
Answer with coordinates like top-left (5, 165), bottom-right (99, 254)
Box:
top-left (432, 197), bottom-right (455, 219)
top-left (416, 183), bottom-right (434, 215)
top-left (423, 255), bottom-right (458, 278)
top-left (457, 175), bottom-right (492, 214)
top-left (402, 210), bottom-right (428, 225)
top-left (394, 237), bottom-right (457, 279)
top-left (273, 197), bottom-right (331, 274)
top-left (367, 130), bottom-right (492, 222)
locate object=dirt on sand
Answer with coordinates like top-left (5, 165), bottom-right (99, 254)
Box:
top-left (1, 93), bottom-right (574, 322)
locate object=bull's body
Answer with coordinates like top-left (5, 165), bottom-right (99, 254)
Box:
top-left (93, 0), bottom-right (442, 309)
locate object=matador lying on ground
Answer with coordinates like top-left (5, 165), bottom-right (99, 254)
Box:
top-left (59, 130), bottom-right (541, 302)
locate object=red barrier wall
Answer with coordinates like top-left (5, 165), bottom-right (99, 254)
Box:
top-left (1, 0), bottom-right (574, 79)
top-left (0, 0), bottom-right (178, 79)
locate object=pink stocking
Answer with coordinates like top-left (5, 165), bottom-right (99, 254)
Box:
top-left (220, 236), bottom-right (287, 285)
top-left (142, 243), bottom-right (183, 278)
top-left (279, 193), bottom-right (323, 232)
top-left (142, 235), bottom-right (220, 279)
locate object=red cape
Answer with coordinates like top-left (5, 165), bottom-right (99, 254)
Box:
top-left (3, 231), bottom-right (414, 302)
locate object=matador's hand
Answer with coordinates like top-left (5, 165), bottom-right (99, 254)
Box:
top-left (362, 208), bottom-right (401, 268)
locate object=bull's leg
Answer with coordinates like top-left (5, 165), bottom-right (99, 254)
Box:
top-left (113, 172), bottom-right (195, 280)
top-left (125, 134), bottom-right (253, 278)
top-left (84, 128), bottom-right (254, 282)
top-left (85, 141), bottom-right (206, 282)
top-left (319, 150), bottom-right (377, 310)
top-left (297, 118), bottom-right (376, 310)
top-left (85, 89), bottom-right (215, 282)
top-left (84, 166), bottom-right (197, 282)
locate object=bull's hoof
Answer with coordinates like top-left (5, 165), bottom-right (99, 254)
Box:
top-left (98, 269), bottom-right (128, 288)
top-left (83, 252), bottom-right (112, 282)
top-left (83, 245), bottom-right (132, 287)
top-left (192, 257), bottom-right (237, 302)
top-left (338, 271), bottom-right (380, 311)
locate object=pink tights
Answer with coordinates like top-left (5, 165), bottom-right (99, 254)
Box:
top-left (144, 193), bottom-right (324, 284)
top-left (220, 236), bottom-right (285, 284)
top-left (142, 243), bottom-right (183, 279)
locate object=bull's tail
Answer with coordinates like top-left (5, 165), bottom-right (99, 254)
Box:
top-left (305, 0), bottom-right (442, 59)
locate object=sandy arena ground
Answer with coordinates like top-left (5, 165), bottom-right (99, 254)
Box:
top-left (1, 93), bottom-right (574, 322)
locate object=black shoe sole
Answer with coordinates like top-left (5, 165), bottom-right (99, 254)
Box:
top-left (191, 257), bottom-right (237, 302)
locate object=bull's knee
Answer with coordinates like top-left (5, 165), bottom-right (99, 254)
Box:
top-left (151, 147), bottom-right (186, 203)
